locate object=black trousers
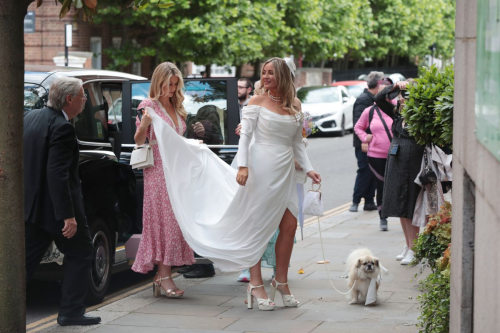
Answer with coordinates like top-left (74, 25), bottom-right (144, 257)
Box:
top-left (25, 222), bottom-right (93, 317)
top-left (352, 147), bottom-right (376, 204)
top-left (368, 157), bottom-right (387, 219)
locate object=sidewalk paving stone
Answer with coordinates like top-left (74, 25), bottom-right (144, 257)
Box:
top-left (223, 318), bottom-right (322, 333)
top-left (104, 312), bottom-right (239, 330)
top-left (135, 303), bottom-right (232, 316)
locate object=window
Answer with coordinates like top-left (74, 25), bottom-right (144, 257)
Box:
top-left (184, 80), bottom-right (227, 144)
top-left (102, 85), bottom-right (123, 132)
top-left (90, 37), bottom-right (102, 69)
top-left (23, 83), bottom-right (47, 112)
top-left (74, 83), bottom-right (108, 142)
top-left (341, 89), bottom-right (349, 102)
top-left (346, 85), bottom-right (364, 98)
top-left (132, 62), bottom-right (141, 77)
top-left (130, 80), bottom-right (229, 144)
top-left (24, 12), bottom-right (35, 33)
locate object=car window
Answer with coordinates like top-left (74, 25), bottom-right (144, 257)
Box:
top-left (341, 89), bottom-right (349, 100)
top-left (23, 83), bottom-right (47, 112)
top-left (74, 82), bottom-right (108, 142)
top-left (297, 87), bottom-right (340, 104)
top-left (102, 85), bottom-right (123, 132)
top-left (130, 80), bottom-right (229, 144)
top-left (346, 85), bottom-right (364, 98)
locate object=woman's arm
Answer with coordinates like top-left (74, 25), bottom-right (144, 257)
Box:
top-left (134, 107), bottom-right (153, 145)
top-left (236, 105), bottom-right (260, 186)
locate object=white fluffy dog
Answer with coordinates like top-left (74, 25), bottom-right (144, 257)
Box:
top-left (346, 248), bottom-right (384, 305)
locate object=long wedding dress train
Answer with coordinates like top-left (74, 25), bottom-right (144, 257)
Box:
top-left (148, 105), bottom-right (313, 271)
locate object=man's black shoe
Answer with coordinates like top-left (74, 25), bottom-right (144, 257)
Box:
top-left (57, 314), bottom-right (101, 326)
top-left (183, 264), bottom-right (215, 278)
top-left (349, 203), bottom-right (358, 212)
top-left (177, 265), bottom-right (194, 274)
top-left (363, 203), bottom-right (377, 211)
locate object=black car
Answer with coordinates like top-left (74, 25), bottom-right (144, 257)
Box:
top-left (24, 65), bottom-right (240, 303)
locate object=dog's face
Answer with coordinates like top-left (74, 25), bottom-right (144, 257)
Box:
top-left (357, 256), bottom-right (379, 274)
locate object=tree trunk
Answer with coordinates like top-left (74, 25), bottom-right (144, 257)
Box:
top-left (0, 1), bottom-right (29, 332)
top-left (235, 64), bottom-right (242, 78)
top-left (252, 59), bottom-right (261, 81)
top-left (204, 64), bottom-right (211, 78)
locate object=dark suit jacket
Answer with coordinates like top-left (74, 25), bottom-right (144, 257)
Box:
top-left (352, 88), bottom-right (375, 148)
top-left (24, 107), bottom-right (86, 234)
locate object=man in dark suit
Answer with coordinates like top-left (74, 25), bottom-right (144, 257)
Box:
top-left (349, 72), bottom-right (385, 212)
top-left (24, 77), bottom-right (101, 326)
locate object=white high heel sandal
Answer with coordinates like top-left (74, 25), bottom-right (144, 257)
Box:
top-left (247, 283), bottom-right (275, 311)
top-left (269, 278), bottom-right (299, 307)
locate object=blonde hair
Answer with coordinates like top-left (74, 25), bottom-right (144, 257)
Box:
top-left (261, 57), bottom-right (299, 116)
top-left (149, 62), bottom-right (187, 119)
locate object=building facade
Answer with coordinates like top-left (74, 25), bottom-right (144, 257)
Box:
top-left (24, 2), bottom-right (149, 76)
top-left (451, 0), bottom-right (500, 332)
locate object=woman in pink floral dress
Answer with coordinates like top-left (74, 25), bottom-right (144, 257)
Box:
top-left (132, 62), bottom-right (195, 297)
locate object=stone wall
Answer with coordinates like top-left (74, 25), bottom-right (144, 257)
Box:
top-left (450, 0), bottom-right (500, 332)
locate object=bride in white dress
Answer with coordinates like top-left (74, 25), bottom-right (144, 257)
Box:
top-left (147, 57), bottom-right (321, 311)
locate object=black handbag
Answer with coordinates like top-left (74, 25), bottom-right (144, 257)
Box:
top-left (419, 150), bottom-right (437, 185)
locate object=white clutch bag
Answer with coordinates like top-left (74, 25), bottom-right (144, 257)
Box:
top-left (130, 144), bottom-right (154, 170)
top-left (302, 183), bottom-right (324, 216)
top-left (130, 126), bottom-right (154, 170)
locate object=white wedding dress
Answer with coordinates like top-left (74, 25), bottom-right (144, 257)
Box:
top-left (148, 105), bottom-right (313, 272)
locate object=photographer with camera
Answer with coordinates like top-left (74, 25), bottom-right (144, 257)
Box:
top-left (379, 80), bottom-right (426, 265)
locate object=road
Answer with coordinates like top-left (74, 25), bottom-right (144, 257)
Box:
top-left (306, 132), bottom-right (357, 211)
top-left (26, 132), bottom-right (358, 326)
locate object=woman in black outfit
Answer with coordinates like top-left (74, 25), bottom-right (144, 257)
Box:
top-left (380, 82), bottom-right (425, 265)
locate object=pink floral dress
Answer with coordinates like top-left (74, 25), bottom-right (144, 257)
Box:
top-left (132, 99), bottom-right (195, 273)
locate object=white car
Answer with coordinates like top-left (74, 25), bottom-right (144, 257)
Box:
top-left (297, 86), bottom-right (355, 136)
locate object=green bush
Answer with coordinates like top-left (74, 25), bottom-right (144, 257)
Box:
top-left (402, 64), bottom-right (454, 147)
top-left (417, 270), bottom-right (450, 333)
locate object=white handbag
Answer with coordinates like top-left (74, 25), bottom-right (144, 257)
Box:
top-left (302, 183), bottom-right (324, 216)
top-left (130, 126), bottom-right (154, 170)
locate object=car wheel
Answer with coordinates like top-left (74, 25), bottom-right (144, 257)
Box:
top-left (86, 220), bottom-right (112, 305)
top-left (338, 116), bottom-right (346, 137)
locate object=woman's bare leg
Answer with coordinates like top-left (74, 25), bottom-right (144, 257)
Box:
top-left (274, 209), bottom-right (297, 295)
top-left (248, 260), bottom-right (273, 302)
top-left (400, 218), bottom-right (410, 248)
top-left (157, 263), bottom-right (184, 295)
top-left (406, 219), bottom-right (420, 250)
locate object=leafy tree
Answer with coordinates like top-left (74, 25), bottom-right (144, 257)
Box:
top-left (96, 0), bottom-right (288, 75)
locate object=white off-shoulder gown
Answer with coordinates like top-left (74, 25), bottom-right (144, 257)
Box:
top-left (148, 105), bottom-right (314, 272)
